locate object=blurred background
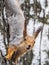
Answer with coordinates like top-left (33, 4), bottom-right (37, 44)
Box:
top-left (0, 0), bottom-right (49, 65)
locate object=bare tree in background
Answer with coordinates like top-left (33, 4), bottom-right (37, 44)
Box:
top-left (0, 0), bottom-right (49, 65)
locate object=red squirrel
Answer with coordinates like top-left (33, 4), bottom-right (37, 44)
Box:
top-left (5, 26), bottom-right (42, 61)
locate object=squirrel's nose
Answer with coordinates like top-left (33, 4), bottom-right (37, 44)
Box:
top-left (26, 45), bottom-right (31, 50)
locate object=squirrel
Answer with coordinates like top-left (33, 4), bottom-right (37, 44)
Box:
top-left (4, 0), bottom-right (43, 62)
top-left (5, 26), bottom-right (43, 62)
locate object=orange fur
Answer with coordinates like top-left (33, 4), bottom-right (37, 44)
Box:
top-left (5, 27), bottom-right (42, 61)
top-left (5, 35), bottom-right (35, 60)
top-left (5, 45), bottom-right (18, 60)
